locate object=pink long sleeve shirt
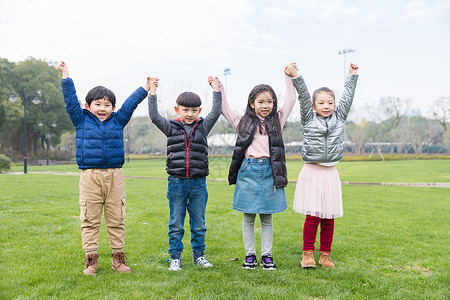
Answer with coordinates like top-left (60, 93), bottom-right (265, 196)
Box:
top-left (221, 75), bottom-right (297, 158)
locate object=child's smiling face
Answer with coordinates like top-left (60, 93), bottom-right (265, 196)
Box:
top-left (174, 105), bottom-right (202, 125)
top-left (250, 91), bottom-right (274, 118)
top-left (85, 97), bottom-right (115, 122)
top-left (313, 92), bottom-right (335, 118)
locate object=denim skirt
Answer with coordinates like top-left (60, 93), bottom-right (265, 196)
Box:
top-left (232, 158), bottom-right (287, 214)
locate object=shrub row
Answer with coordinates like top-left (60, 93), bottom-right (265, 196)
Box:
top-left (285, 154), bottom-right (450, 161)
top-left (129, 154), bottom-right (450, 161)
top-left (0, 154), bottom-right (12, 173)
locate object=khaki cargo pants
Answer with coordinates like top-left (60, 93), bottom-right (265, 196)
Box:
top-left (79, 168), bottom-right (126, 254)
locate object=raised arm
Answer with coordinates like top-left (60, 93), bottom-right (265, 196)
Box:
top-left (203, 76), bottom-right (222, 135)
top-left (147, 77), bottom-right (172, 136)
top-left (57, 61), bottom-right (69, 79)
top-left (58, 61), bottom-right (84, 127)
top-left (336, 63), bottom-right (359, 121)
top-left (213, 77), bottom-right (242, 129)
top-left (292, 72), bottom-right (313, 126)
top-left (278, 63), bottom-right (298, 127)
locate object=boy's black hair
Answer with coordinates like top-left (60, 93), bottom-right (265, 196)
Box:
top-left (85, 86), bottom-right (116, 107)
top-left (176, 92), bottom-right (202, 108)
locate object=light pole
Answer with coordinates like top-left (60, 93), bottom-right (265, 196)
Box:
top-left (223, 68), bottom-right (231, 95)
top-left (38, 119), bottom-right (57, 165)
top-left (338, 49), bottom-right (356, 81)
top-left (9, 89), bottom-right (40, 174)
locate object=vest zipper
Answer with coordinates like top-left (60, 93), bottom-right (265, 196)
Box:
top-left (324, 120), bottom-right (329, 162)
top-left (102, 122), bottom-right (107, 166)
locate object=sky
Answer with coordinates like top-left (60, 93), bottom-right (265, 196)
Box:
top-left (1, 0), bottom-right (449, 123)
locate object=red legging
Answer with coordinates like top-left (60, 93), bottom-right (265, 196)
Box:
top-left (302, 215), bottom-right (334, 252)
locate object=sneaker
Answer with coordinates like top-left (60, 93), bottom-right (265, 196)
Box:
top-left (194, 256), bottom-right (213, 268)
top-left (301, 250), bottom-right (316, 268)
top-left (169, 258), bottom-right (181, 271)
top-left (242, 254), bottom-right (257, 269)
top-left (319, 251), bottom-right (335, 268)
top-left (260, 254), bottom-right (276, 270)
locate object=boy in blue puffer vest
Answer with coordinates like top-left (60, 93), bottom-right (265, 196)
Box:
top-left (148, 76), bottom-right (221, 271)
top-left (58, 61), bottom-right (152, 275)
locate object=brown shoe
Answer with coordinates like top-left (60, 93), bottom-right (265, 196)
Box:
top-left (83, 254), bottom-right (98, 275)
top-left (112, 251), bottom-right (131, 273)
top-left (301, 250), bottom-right (316, 268)
top-left (319, 251), bottom-right (335, 268)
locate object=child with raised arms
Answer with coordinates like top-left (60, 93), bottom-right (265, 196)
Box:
top-left (147, 76), bottom-right (222, 271)
top-left (57, 61), bottom-right (151, 275)
top-left (292, 63), bottom-right (359, 268)
top-left (215, 63), bottom-right (298, 269)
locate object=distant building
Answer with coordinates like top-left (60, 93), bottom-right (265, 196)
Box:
top-left (208, 133), bottom-right (236, 154)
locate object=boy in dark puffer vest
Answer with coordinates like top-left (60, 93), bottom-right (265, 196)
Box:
top-left (148, 76), bottom-right (221, 271)
top-left (58, 61), bottom-right (151, 275)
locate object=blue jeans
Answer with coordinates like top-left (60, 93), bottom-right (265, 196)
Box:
top-left (167, 175), bottom-right (208, 257)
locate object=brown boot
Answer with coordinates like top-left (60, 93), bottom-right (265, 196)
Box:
top-left (301, 250), bottom-right (316, 268)
top-left (83, 254), bottom-right (98, 275)
top-left (112, 251), bottom-right (131, 273)
top-left (319, 251), bottom-right (335, 268)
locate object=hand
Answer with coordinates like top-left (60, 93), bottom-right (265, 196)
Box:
top-left (349, 63), bottom-right (358, 75)
top-left (284, 62), bottom-right (298, 77)
top-left (57, 61), bottom-right (69, 79)
top-left (208, 76), bottom-right (221, 92)
top-left (145, 76), bottom-right (159, 94)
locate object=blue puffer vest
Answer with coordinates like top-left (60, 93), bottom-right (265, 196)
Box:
top-left (166, 118), bottom-right (209, 178)
top-left (61, 78), bottom-right (147, 169)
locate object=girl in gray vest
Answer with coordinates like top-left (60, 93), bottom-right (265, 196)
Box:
top-left (216, 63), bottom-right (298, 269)
top-left (292, 63), bottom-right (359, 269)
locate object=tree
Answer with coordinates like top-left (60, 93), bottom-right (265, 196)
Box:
top-left (375, 97), bottom-right (412, 153)
top-left (0, 59), bottom-right (18, 136)
top-left (0, 57), bottom-right (73, 160)
top-left (390, 116), bottom-right (442, 155)
top-left (282, 120), bottom-right (303, 144)
top-left (208, 117), bottom-right (235, 136)
top-left (443, 130), bottom-right (450, 152)
top-left (378, 96), bottom-right (411, 127)
top-left (124, 116), bottom-right (167, 154)
top-left (346, 119), bottom-right (372, 154)
top-left (429, 96), bottom-right (450, 131)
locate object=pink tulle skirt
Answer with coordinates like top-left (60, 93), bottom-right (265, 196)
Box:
top-left (293, 163), bottom-right (343, 219)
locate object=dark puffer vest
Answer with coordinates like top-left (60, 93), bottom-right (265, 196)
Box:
top-left (166, 118), bottom-right (209, 178)
top-left (228, 117), bottom-right (288, 188)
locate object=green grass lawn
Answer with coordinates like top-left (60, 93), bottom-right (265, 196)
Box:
top-left (9, 158), bottom-right (450, 183)
top-left (1, 160), bottom-right (449, 299)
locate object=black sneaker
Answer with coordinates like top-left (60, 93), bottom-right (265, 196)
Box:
top-left (260, 254), bottom-right (276, 270)
top-left (242, 254), bottom-right (257, 269)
